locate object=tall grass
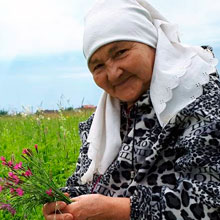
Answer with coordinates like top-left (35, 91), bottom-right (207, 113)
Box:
top-left (0, 109), bottom-right (93, 219)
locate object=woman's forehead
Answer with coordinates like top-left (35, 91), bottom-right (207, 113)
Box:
top-left (89, 41), bottom-right (135, 64)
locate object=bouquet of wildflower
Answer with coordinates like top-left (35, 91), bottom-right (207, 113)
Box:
top-left (0, 145), bottom-right (71, 217)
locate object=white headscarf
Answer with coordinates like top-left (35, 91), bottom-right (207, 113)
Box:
top-left (83, 0), bottom-right (158, 61)
top-left (81, 0), bottom-right (218, 184)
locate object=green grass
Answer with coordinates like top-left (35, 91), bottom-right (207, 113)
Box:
top-left (0, 109), bottom-right (93, 219)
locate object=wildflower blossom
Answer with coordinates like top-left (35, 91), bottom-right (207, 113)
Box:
top-left (0, 156), bottom-right (5, 162)
top-left (46, 188), bottom-right (53, 196)
top-left (22, 149), bottom-right (33, 156)
top-left (8, 172), bottom-right (14, 178)
top-left (22, 149), bottom-right (29, 154)
top-left (14, 177), bottom-right (20, 184)
top-left (16, 188), bottom-right (24, 196)
top-left (24, 169), bottom-right (32, 177)
top-left (0, 203), bottom-right (16, 216)
top-left (10, 188), bottom-right (15, 194)
top-left (8, 172), bottom-right (20, 184)
top-left (1, 161), bottom-right (7, 166)
top-left (0, 145), bottom-right (71, 217)
top-left (34, 144), bottom-right (38, 153)
top-left (7, 161), bottom-right (13, 167)
top-left (14, 162), bottom-right (22, 170)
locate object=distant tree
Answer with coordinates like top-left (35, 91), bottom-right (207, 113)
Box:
top-left (65, 107), bottom-right (74, 111)
top-left (0, 110), bottom-right (8, 116)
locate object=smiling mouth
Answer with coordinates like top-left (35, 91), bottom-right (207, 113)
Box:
top-left (113, 76), bottom-right (133, 87)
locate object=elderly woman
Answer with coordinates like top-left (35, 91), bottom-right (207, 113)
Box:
top-left (43, 0), bottom-right (220, 219)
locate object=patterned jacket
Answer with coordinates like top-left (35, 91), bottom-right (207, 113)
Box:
top-left (62, 73), bottom-right (220, 220)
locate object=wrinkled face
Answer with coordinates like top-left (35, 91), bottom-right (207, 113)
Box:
top-left (88, 41), bottom-right (155, 106)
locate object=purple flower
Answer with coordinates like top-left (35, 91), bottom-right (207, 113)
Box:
top-left (0, 203), bottom-right (16, 216)
top-left (0, 185), bottom-right (3, 192)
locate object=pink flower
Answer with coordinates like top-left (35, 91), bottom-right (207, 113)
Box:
top-left (24, 169), bottom-right (32, 177)
top-left (22, 148), bottom-right (32, 156)
top-left (46, 188), bottom-right (53, 196)
top-left (0, 186), bottom-right (3, 192)
top-left (16, 188), bottom-right (24, 196)
top-left (34, 144), bottom-right (39, 153)
top-left (7, 161), bottom-right (13, 167)
top-left (8, 172), bottom-right (14, 178)
top-left (22, 149), bottom-right (29, 154)
top-left (2, 161), bottom-right (7, 166)
top-left (14, 162), bottom-right (22, 170)
top-left (14, 176), bottom-right (20, 184)
top-left (1, 157), bottom-right (13, 167)
top-left (0, 156), bottom-right (5, 161)
top-left (10, 188), bottom-right (15, 194)
top-left (8, 172), bottom-right (20, 184)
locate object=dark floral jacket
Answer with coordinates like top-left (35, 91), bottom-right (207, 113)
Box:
top-left (62, 71), bottom-right (220, 220)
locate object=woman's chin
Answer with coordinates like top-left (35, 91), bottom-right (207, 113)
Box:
top-left (116, 93), bottom-right (141, 106)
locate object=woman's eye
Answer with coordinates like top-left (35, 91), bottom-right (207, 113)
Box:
top-left (115, 49), bottom-right (128, 57)
top-left (94, 64), bottom-right (104, 71)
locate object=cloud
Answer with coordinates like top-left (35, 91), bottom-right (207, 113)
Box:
top-left (148, 0), bottom-right (220, 46)
top-left (0, 0), bottom-right (219, 61)
top-left (0, 0), bottom-right (95, 60)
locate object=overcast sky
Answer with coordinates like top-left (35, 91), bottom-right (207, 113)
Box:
top-left (0, 0), bottom-right (219, 113)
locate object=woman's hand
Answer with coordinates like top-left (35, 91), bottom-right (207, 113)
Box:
top-left (64, 194), bottom-right (130, 220)
top-left (43, 193), bottom-right (74, 220)
top-left (43, 201), bottom-right (73, 220)
top-left (43, 200), bottom-right (74, 220)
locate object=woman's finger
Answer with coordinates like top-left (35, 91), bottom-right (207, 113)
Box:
top-left (45, 213), bottom-right (73, 220)
top-left (64, 193), bottom-right (70, 197)
top-left (70, 198), bottom-right (77, 202)
top-left (43, 201), bottom-right (67, 215)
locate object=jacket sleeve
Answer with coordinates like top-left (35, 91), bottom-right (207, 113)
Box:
top-left (130, 76), bottom-right (220, 220)
top-left (61, 114), bottom-right (94, 198)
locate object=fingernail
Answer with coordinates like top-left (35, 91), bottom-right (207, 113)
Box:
top-left (56, 202), bottom-right (66, 209)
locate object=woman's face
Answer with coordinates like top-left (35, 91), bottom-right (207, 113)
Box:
top-left (88, 41), bottom-right (156, 106)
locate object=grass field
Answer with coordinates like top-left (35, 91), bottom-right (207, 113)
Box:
top-left (0, 109), bottom-right (94, 219)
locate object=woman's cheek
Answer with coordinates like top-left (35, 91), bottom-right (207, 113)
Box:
top-left (93, 74), bottom-right (106, 89)
top-left (93, 74), bottom-right (101, 85)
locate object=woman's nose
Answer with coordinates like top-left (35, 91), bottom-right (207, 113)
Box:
top-left (106, 63), bottom-right (123, 83)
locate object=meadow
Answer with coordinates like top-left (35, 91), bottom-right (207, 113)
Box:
top-left (0, 109), bottom-right (94, 219)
